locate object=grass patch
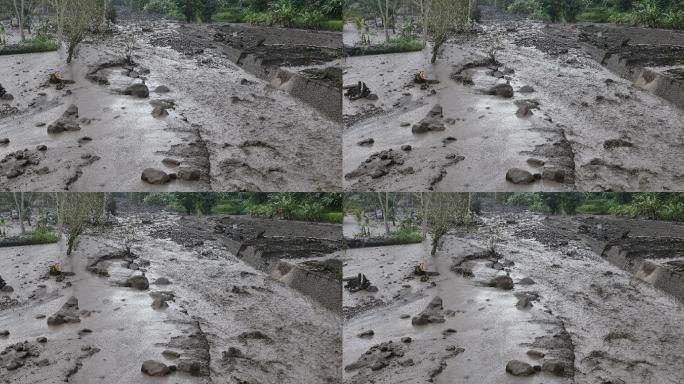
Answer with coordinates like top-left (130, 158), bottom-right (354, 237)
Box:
top-left (577, 7), bottom-right (612, 23)
top-left (324, 212), bottom-right (343, 223)
top-left (0, 36), bottom-right (58, 55)
top-left (379, 35), bottom-right (422, 52)
top-left (1, 226), bottom-right (60, 245)
top-left (214, 7), bottom-right (247, 23)
top-left (380, 228), bottom-right (422, 243)
top-left (323, 19), bottom-right (344, 31)
top-left (211, 201), bottom-right (245, 215)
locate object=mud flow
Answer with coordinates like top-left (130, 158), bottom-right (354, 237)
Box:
top-left (0, 202), bottom-right (342, 383)
top-left (342, 9), bottom-right (684, 192)
top-left (342, 199), bottom-right (684, 384)
top-left (0, 17), bottom-right (342, 192)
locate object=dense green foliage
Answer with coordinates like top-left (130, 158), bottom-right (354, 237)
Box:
top-left (141, 193), bottom-right (343, 223)
top-left (490, 0), bottom-right (684, 29)
top-left (131, 0), bottom-right (342, 29)
top-left (503, 193), bottom-right (684, 221)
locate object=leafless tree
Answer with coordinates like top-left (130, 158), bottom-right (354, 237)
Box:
top-left (428, 0), bottom-right (468, 63)
top-left (11, 0), bottom-right (35, 42)
top-left (423, 192), bottom-right (470, 255)
top-left (53, 0), bottom-right (101, 63)
top-left (56, 193), bottom-right (108, 255)
top-left (413, 0), bottom-right (431, 48)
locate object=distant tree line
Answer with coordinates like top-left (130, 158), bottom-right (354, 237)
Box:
top-left (498, 192), bottom-right (684, 221)
top-left (487, 0), bottom-right (684, 29)
top-left (135, 192), bottom-right (344, 223)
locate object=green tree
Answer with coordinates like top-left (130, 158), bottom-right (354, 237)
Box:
top-left (199, 0), bottom-right (218, 22)
top-left (174, 0), bottom-right (198, 21)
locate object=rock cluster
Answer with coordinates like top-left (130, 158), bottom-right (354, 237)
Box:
top-left (47, 104), bottom-right (81, 134)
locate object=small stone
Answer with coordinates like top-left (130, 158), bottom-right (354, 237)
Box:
top-left (400, 145), bottom-right (412, 151)
top-left (162, 350), bottom-right (180, 359)
top-left (37, 337), bottom-right (48, 343)
top-left (36, 145), bottom-right (47, 151)
top-left (161, 158), bottom-right (180, 167)
top-left (357, 330), bottom-right (374, 338)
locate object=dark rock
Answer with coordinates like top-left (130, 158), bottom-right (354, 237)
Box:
top-left (124, 84), bottom-right (149, 98)
top-left (357, 138), bottom-right (374, 146)
top-left (518, 85), bottom-right (535, 93)
top-left (518, 277), bottom-right (536, 285)
top-left (154, 85), bottom-right (171, 93)
top-left (151, 105), bottom-right (168, 118)
top-left (542, 359), bottom-right (565, 376)
top-left (141, 360), bottom-right (171, 376)
top-left (47, 296), bottom-right (81, 326)
top-left (125, 275), bottom-right (149, 290)
top-left (0, 138), bottom-right (8, 145)
top-left (488, 83), bottom-right (514, 98)
top-left (357, 330), bottom-right (374, 338)
top-left (154, 277), bottom-right (171, 285)
top-left (223, 347), bottom-right (243, 359)
top-left (506, 360), bottom-right (535, 376)
top-left (541, 167), bottom-right (565, 183)
top-left (37, 337), bottom-right (47, 343)
top-left (506, 168), bottom-right (534, 184)
top-left (161, 158), bottom-right (180, 167)
top-left (412, 296), bottom-right (445, 325)
top-left (400, 144), bottom-right (412, 151)
top-left (36, 145), bottom-right (47, 151)
top-left (526, 158), bottom-right (544, 167)
top-left (177, 168), bottom-right (201, 181)
top-left (47, 105), bottom-right (80, 134)
top-left (141, 168), bottom-right (170, 184)
top-left (489, 275), bottom-right (514, 290)
top-left (527, 350), bottom-right (545, 359)
top-left (162, 350), bottom-right (180, 359)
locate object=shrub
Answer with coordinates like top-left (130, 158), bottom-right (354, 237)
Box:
top-left (268, 0), bottom-right (297, 27)
top-left (26, 227), bottom-right (59, 243)
top-left (296, 9), bottom-right (326, 29)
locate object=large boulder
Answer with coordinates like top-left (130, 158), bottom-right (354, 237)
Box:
top-left (141, 168), bottom-right (170, 184)
top-left (489, 275), bottom-right (514, 290)
top-left (125, 275), bottom-right (149, 290)
top-left (412, 104), bottom-right (446, 134)
top-left (47, 296), bottom-right (81, 326)
top-left (141, 360), bottom-right (171, 376)
top-left (412, 296), bottom-right (445, 326)
top-left (124, 83), bottom-right (149, 98)
top-left (506, 360), bottom-right (535, 376)
top-left (488, 83), bottom-right (514, 98)
top-left (47, 105), bottom-right (80, 134)
top-left (506, 168), bottom-right (535, 184)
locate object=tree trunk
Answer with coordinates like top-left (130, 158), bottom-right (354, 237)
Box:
top-left (13, 192), bottom-right (25, 234)
top-left (13, 0), bottom-right (26, 42)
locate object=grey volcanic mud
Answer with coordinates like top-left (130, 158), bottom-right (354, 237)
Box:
top-left (342, 11), bottom-right (684, 192)
top-left (342, 201), bottom-right (684, 383)
top-left (0, 18), bottom-right (341, 192)
top-left (0, 203), bottom-right (342, 383)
